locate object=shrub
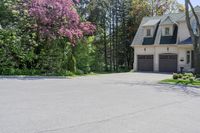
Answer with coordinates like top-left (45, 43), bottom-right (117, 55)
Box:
top-left (189, 77), bottom-right (194, 83)
top-left (65, 71), bottom-right (74, 76)
top-left (67, 55), bottom-right (77, 73)
top-left (0, 68), bottom-right (41, 75)
top-left (83, 66), bottom-right (91, 74)
top-left (173, 73), bottom-right (179, 79)
top-left (182, 77), bottom-right (187, 80)
top-left (178, 73), bottom-right (183, 79)
top-left (183, 76), bottom-right (189, 80)
top-left (183, 73), bottom-right (194, 78)
top-left (75, 69), bottom-right (84, 75)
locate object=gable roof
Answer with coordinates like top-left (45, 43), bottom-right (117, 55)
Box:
top-left (160, 16), bottom-right (177, 25)
top-left (131, 16), bottom-right (161, 46)
top-left (142, 19), bottom-right (160, 27)
top-left (131, 6), bottom-right (200, 46)
top-left (131, 13), bottom-right (184, 46)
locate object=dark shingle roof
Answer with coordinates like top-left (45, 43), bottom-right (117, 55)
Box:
top-left (160, 25), bottom-right (178, 44)
top-left (160, 16), bottom-right (177, 25)
top-left (142, 19), bottom-right (160, 27)
top-left (143, 21), bottom-right (160, 45)
top-left (179, 37), bottom-right (192, 44)
top-left (131, 13), bottom-right (183, 45)
top-left (131, 6), bottom-right (200, 46)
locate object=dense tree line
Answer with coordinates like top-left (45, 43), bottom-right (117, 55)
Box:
top-left (0, 0), bottom-right (96, 75)
top-left (0, 0), bottom-right (183, 75)
top-left (80, 0), bottom-right (183, 72)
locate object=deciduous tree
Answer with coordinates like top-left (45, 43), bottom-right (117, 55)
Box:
top-left (185, 0), bottom-right (200, 74)
top-left (27, 0), bottom-right (95, 44)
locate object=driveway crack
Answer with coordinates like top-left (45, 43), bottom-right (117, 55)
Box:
top-left (37, 99), bottom-right (189, 133)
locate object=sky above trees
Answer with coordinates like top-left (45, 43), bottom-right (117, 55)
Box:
top-left (178, 0), bottom-right (199, 6)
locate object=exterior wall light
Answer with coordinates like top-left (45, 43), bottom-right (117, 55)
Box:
top-left (180, 57), bottom-right (184, 62)
top-left (167, 47), bottom-right (169, 52)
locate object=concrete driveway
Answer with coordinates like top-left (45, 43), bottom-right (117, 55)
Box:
top-left (0, 73), bottom-right (200, 133)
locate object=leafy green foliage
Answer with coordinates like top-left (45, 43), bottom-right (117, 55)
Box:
top-left (0, 28), bottom-right (36, 69)
top-left (165, 73), bottom-right (200, 86)
top-left (161, 79), bottom-right (200, 86)
top-left (0, 0), bottom-right (183, 76)
top-left (75, 37), bottom-right (96, 73)
top-left (0, 0), bottom-right (97, 76)
top-left (173, 73), bottom-right (179, 79)
top-left (173, 73), bottom-right (195, 80)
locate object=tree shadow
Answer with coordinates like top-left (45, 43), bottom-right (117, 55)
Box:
top-left (0, 76), bottom-right (69, 80)
top-left (114, 81), bottom-right (200, 97)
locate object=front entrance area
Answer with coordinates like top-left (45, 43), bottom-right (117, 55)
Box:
top-left (137, 55), bottom-right (154, 71)
top-left (159, 54), bottom-right (177, 72)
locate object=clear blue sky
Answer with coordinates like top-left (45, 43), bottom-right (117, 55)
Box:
top-left (178, 0), bottom-right (200, 6)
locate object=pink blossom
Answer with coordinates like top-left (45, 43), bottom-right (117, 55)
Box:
top-left (26, 0), bottom-right (96, 44)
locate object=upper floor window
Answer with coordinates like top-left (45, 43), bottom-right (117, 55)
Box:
top-left (146, 29), bottom-right (151, 36)
top-left (165, 27), bottom-right (170, 36)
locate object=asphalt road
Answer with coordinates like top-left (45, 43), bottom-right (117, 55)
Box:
top-left (0, 73), bottom-right (200, 133)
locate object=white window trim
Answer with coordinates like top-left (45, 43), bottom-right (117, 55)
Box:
top-left (162, 26), bottom-right (173, 36)
top-left (146, 28), bottom-right (152, 37)
top-left (165, 27), bottom-right (170, 36)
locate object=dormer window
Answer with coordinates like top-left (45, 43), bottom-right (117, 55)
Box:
top-left (146, 29), bottom-right (151, 36)
top-left (165, 27), bottom-right (170, 36)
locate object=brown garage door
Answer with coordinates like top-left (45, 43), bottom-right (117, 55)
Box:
top-left (159, 54), bottom-right (177, 72)
top-left (137, 55), bottom-right (153, 71)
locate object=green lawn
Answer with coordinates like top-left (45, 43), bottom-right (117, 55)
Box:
top-left (160, 79), bottom-right (200, 87)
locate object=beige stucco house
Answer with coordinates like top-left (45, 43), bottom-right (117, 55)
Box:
top-left (131, 6), bottom-right (200, 73)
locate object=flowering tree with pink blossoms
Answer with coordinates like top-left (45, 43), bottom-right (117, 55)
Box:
top-left (27, 0), bottom-right (96, 44)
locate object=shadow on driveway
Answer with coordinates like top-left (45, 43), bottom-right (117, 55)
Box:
top-left (0, 76), bottom-right (69, 80)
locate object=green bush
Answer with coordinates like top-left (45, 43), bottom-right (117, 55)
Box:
top-left (189, 77), bottom-right (194, 83)
top-left (183, 73), bottom-right (194, 78)
top-left (183, 76), bottom-right (188, 79)
top-left (182, 77), bottom-right (187, 80)
top-left (173, 73), bottom-right (179, 79)
top-left (178, 74), bottom-right (183, 79)
top-left (67, 54), bottom-right (77, 73)
top-left (0, 68), bottom-right (41, 75)
top-left (75, 69), bottom-right (84, 75)
top-left (172, 73), bottom-right (196, 80)
top-left (83, 66), bottom-right (91, 74)
top-left (64, 71), bottom-right (75, 76)
top-left (196, 74), bottom-right (200, 78)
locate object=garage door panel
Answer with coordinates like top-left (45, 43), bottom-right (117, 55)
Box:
top-left (159, 54), bottom-right (177, 72)
top-left (138, 55), bottom-right (153, 72)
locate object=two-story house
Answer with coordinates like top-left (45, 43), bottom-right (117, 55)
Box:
top-left (131, 6), bottom-right (200, 73)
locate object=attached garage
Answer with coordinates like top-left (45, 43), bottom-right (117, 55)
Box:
top-left (137, 55), bottom-right (154, 71)
top-left (159, 54), bottom-right (177, 72)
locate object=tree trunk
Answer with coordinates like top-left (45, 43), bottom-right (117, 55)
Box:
top-left (109, 7), bottom-right (112, 72)
top-left (194, 38), bottom-right (200, 74)
top-left (103, 17), bottom-right (108, 71)
top-left (194, 49), bottom-right (200, 74)
top-left (67, 45), bottom-right (77, 73)
top-left (185, 0), bottom-right (200, 75)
